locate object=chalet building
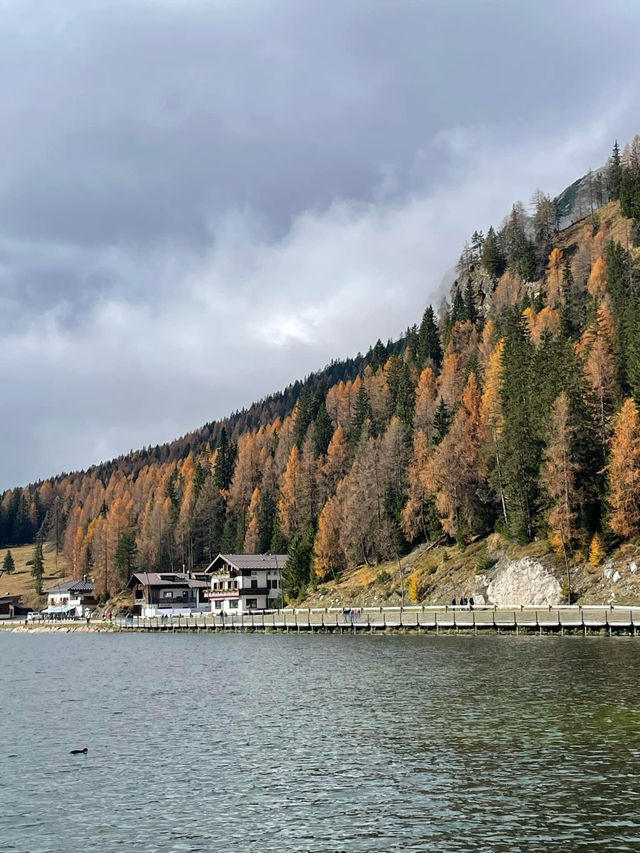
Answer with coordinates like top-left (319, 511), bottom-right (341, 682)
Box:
top-left (43, 580), bottom-right (96, 618)
top-left (129, 572), bottom-right (209, 617)
top-left (0, 594), bottom-right (31, 620)
top-left (204, 554), bottom-right (288, 614)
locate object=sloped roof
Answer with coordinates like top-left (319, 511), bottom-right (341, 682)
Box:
top-left (205, 554), bottom-right (288, 572)
top-left (46, 579), bottom-right (95, 594)
top-left (129, 572), bottom-right (208, 588)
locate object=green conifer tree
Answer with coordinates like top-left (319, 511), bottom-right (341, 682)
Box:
top-left (417, 306), bottom-right (442, 367)
top-left (350, 385), bottom-right (373, 447)
top-left (432, 399), bottom-right (451, 445)
top-left (606, 140), bottom-right (622, 202)
top-left (312, 401), bottom-right (334, 456)
top-left (114, 532), bottom-right (138, 585)
top-left (463, 279), bottom-right (477, 325)
top-left (2, 550), bottom-right (15, 574)
top-left (31, 540), bottom-right (44, 595)
top-left (282, 530), bottom-right (314, 601)
top-left (482, 226), bottom-right (506, 280)
top-left (499, 314), bottom-right (541, 541)
top-left (213, 428), bottom-right (236, 491)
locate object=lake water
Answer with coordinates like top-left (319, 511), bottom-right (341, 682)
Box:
top-left (1, 633), bottom-right (639, 852)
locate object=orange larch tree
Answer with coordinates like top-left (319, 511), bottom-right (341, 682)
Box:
top-left (587, 255), bottom-right (608, 301)
top-left (414, 367), bottom-right (439, 439)
top-left (579, 302), bottom-right (617, 456)
top-left (546, 247), bottom-right (565, 308)
top-left (609, 398), bottom-right (640, 538)
top-left (541, 393), bottom-right (579, 559)
top-left (243, 487), bottom-right (261, 553)
top-left (313, 493), bottom-right (346, 580)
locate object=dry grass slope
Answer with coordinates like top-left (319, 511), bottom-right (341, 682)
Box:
top-left (0, 544), bottom-right (69, 608)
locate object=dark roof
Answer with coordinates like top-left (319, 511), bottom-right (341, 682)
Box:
top-left (205, 553), bottom-right (289, 572)
top-left (46, 579), bottom-right (95, 594)
top-left (128, 572), bottom-right (208, 589)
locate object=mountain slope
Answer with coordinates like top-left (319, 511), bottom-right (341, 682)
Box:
top-left (2, 136), bottom-right (640, 607)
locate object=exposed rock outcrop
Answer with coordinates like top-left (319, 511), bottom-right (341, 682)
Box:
top-left (483, 558), bottom-right (562, 606)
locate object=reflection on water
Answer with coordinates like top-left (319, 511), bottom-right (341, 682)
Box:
top-left (1, 633), bottom-right (639, 852)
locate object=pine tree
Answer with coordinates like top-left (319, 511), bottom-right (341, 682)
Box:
top-left (463, 279), bottom-right (477, 325)
top-left (450, 288), bottom-right (466, 326)
top-left (213, 428), bottom-right (235, 491)
top-left (395, 362), bottom-right (416, 428)
top-left (369, 339), bottom-right (387, 372)
top-left (114, 531), bottom-right (138, 586)
top-left (432, 399), bottom-right (451, 445)
top-left (606, 140), bottom-right (622, 202)
top-left (417, 306), bottom-right (442, 367)
top-left (2, 550), bottom-right (15, 574)
top-left (293, 387), bottom-right (314, 448)
top-left (482, 226), bottom-right (506, 279)
top-left (282, 530), bottom-right (314, 600)
top-left (312, 401), bottom-right (334, 457)
top-left (350, 385), bottom-right (373, 446)
top-left (499, 314), bottom-right (541, 541)
top-left (31, 540), bottom-right (44, 595)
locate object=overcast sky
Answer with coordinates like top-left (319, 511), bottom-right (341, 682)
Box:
top-left (1, 0), bottom-right (639, 489)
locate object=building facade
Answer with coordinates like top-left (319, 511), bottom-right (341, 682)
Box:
top-left (0, 594), bottom-right (31, 620)
top-left (43, 580), bottom-right (96, 618)
top-left (129, 572), bottom-right (209, 617)
top-left (204, 554), bottom-right (287, 614)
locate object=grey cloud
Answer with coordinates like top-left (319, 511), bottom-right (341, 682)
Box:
top-left (1, 0), bottom-right (640, 486)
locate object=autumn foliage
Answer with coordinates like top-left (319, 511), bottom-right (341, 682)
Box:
top-left (2, 141), bottom-right (640, 599)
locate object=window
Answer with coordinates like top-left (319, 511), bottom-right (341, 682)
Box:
top-left (250, 571), bottom-right (257, 577)
top-left (250, 579), bottom-right (258, 589)
top-left (214, 601), bottom-right (222, 610)
top-left (229, 600), bottom-right (238, 609)
top-left (245, 599), bottom-right (258, 610)
top-left (162, 590), bottom-right (173, 599)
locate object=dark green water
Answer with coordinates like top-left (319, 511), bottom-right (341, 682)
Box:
top-left (1, 633), bottom-right (639, 852)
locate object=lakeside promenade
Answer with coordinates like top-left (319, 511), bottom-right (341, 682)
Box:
top-left (4, 604), bottom-right (640, 635)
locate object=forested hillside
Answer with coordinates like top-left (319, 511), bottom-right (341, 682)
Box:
top-left (3, 137), bottom-right (640, 602)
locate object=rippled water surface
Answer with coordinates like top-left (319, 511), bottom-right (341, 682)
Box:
top-left (1, 633), bottom-right (640, 852)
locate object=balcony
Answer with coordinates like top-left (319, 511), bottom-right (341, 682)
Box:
top-left (206, 587), bottom-right (269, 599)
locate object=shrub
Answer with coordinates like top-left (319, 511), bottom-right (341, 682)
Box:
top-left (476, 552), bottom-right (498, 573)
top-left (408, 570), bottom-right (422, 604)
top-left (589, 534), bottom-right (605, 568)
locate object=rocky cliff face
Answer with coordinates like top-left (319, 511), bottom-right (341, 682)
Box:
top-left (475, 558), bottom-right (563, 606)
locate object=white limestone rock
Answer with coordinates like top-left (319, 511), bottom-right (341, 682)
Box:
top-left (485, 558), bottom-right (562, 606)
